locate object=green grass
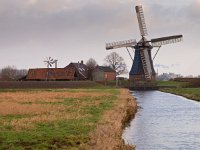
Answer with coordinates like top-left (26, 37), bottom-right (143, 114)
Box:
top-left (156, 80), bottom-right (188, 88)
top-left (0, 120), bottom-right (91, 150)
top-left (0, 86), bottom-right (117, 93)
top-left (161, 88), bottom-right (200, 102)
top-left (159, 80), bottom-right (200, 102)
top-left (0, 114), bottom-right (36, 121)
top-left (0, 88), bottom-right (119, 149)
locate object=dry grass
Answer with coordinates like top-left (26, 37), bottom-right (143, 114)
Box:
top-left (85, 89), bottom-right (137, 150)
top-left (7, 111), bottom-right (85, 130)
top-left (0, 88), bottom-right (136, 149)
top-left (0, 91), bottom-right (108, 103)
top-left (0, 102), bottom-right (66, 116)
top-left (0, 90), bottom-right (109, 130)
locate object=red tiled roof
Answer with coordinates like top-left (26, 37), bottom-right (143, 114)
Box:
top-left (26, 68), bottom-right (75, 80)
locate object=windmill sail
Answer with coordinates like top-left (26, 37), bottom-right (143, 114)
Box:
top-left (135, 5), bottom-right (148, 36)
top-left (151, 35), bottom-right (183, 47)
top-left (106, 39), bottom-right (137, 50)
top-left (140, 49), bottom-right (152, 80)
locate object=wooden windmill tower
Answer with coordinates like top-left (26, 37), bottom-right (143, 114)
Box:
top-left (106, 5), bottom-right (183, 87)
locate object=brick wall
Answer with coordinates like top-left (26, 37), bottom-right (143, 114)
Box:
top-left (105, 72), bottom-right (116, 81)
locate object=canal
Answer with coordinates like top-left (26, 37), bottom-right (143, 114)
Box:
top-left (123, 91), bottom-right (200, 150)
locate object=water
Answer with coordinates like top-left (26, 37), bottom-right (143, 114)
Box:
top-left (123, 91), bottom-right (200, 150)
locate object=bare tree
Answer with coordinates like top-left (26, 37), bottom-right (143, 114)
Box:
top-left (104, 52), bottom-right (128, 75)
top-left (0, 66), bottom-right (17, 80)
top-left (86, 58), bottom-right (98, 80)
top-left (86, 58), bottom-right (98, 70)
top-left (0, 66), bottom-right (28, 81)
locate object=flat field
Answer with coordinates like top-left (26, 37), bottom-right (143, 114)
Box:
top-left (0, 88), bottom-right (120, 149)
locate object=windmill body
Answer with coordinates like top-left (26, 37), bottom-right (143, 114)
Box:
top-left (130, 38), bottom-right (156, 81)
top-left (106, 5), bottom-right (183, 86)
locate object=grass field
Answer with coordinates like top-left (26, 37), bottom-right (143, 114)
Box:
top-left (156, 80), bottom-right (188, 88)
top-left (161, 88), bottom-right (200, 102)
top-left (0, 88), bottom-right (120, 149)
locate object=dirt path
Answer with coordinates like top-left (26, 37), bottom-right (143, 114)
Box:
top-left (85, 88), bottom-right (137, 150)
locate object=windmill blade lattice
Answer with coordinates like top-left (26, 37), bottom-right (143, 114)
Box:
top-left (135, 5), bottom-right (148, 36)
top-left (106, 39), bottom-right (137, 50)
top-left (151, 35), bottom-right (183, 47)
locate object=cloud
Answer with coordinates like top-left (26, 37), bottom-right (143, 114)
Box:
top-left (0, 0), bottom-right (199, 76)
top-left (0, 0), bottom-right (133, 16)
top-left (0, 0), bottom-right (136, 64)
top-left (0, 0), bottom-right (136, 45)
top-left (154, 64), bottom-right (169, 69)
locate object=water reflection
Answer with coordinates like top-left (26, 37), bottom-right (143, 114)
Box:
top-left (123, 91), bottom-right (200, 150)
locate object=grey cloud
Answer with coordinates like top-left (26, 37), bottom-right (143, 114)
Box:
top-left (147, 1), bottom-right (200, 26)
top-left (0, 0), bottom-right (136, 46)
top-left (154, 64), bottom-right (169, 69)
top-left (0, 0), bottom-right (199, 76)
top-left (155, 64), bottom-right (180, 69)
top-left (0, 0), bottom-right (137, 68)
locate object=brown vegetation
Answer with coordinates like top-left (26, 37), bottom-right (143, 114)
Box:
top-left (85, 89), bottom-right (137, 150)
top-left (0, 102), bottom-right (66, 116)
top-left (0, 88), bottom-right (137, 149)
top-left (0, 81), bottom-right (99, 89)
top-left (0, 91), bottom-right (107, 103)
top-left (0, 90), bottom-right (109, 130)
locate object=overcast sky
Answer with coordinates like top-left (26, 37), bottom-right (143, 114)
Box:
top-left (0, 0), bottom-right (200, 76)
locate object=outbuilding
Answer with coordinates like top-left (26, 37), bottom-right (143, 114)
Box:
top-left (65, 61), bottom-right (90, 80)
top-left (92, 66), bottom-right (116, 81)
top-left (26, 68), bottom-right (75, 81)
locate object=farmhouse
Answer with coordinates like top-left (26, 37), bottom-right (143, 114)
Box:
top-left (92, 66), bottom-right (116, 81)
top-left (65, 61), bottom-right (90, 80)
top-left (26, 68), bottom-right (75, 81)
top-left (26, 61), bottom-right (116, 81)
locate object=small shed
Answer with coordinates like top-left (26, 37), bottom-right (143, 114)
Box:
top-left (26, 68), bottom-right (75, 81)
top-left (92, 66), bottom-right (116, 81)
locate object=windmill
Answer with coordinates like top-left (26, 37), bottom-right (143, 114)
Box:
top-left (44, 57), bottom-right (58, 68)
top-left (44, 57), bottom-right (54, 68)
top-left (43, 57), bottom-right (58, 81)
top-left (106, 5), bottom-right (183, 85)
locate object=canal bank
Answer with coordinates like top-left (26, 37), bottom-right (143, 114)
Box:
top-left (85, 89), bottom-right (137, 150)
top-left (123, 91), bottom-right (200, 150)
top-left (160, 88), bottom-right (200, 102)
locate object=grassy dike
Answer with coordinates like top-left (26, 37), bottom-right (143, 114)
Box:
top-left (160, 88), bottom-right (200, 102)
top-left (158, 81), bottom-right (200, 102)
top-left (0, 88), bottom-right (137, 150)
